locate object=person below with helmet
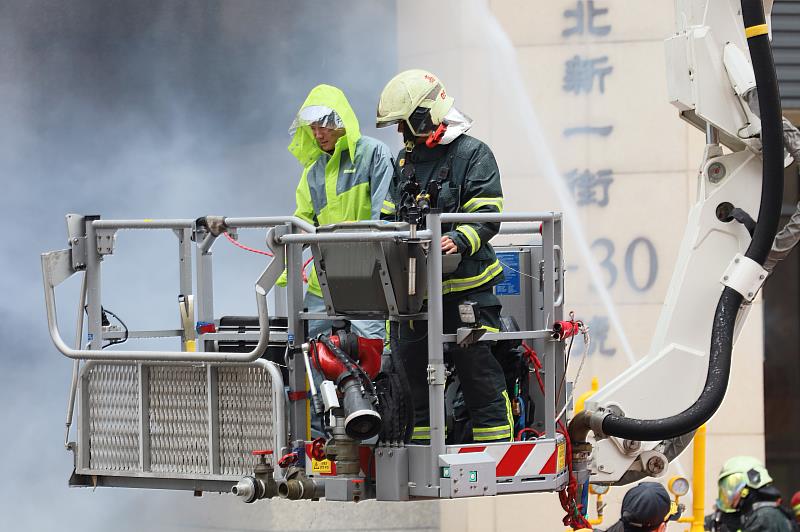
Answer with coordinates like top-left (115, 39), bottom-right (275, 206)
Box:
top-left (705, 456), bottom-right (797, 531)
top-left (791, 492), bottom-right (800, 525)
top-left (601, 482), bottom-right (680, 532)
top-left (279, 84), bottom-right (394, 340)
top-left (377, 69), bottom-right (512, 444)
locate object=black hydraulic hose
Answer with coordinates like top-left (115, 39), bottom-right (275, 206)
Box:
top-left (573, 0), bottom-right (783, 443)
top-left (740, 1), bottom-right (784, 265)
top-left (600, 288), bottom-right (742, 441)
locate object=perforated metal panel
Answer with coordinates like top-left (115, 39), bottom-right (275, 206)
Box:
top-left (79, 361), bottom-right (281, 486)
top-left (218, 366), bottom-right (274, 476)
top-left (149, 366), bottom-right (209, 474)
top-left (774, 2), bottom-right (800, 110)
top-left (87, 364), bottom-right (139, 471)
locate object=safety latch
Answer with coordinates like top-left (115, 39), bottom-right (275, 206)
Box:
top-left (426, 364), bottom-right (446, 385)
top-left (720, 253), bottom-right (768, 302)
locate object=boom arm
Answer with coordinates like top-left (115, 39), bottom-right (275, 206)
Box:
top-left (572, 0), bottom-right (783, 484)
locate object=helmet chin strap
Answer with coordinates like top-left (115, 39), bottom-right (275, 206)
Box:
top-left (402, 124), bottom-right (418, 151)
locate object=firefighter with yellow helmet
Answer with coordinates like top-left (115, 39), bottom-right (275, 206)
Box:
top-left (377, 69), bottom-right (512, 443)
top-left (705, 456), bottom-right (797, 531)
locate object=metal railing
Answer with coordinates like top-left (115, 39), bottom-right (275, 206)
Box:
top-left (44, 211), bottom-right (564, 497)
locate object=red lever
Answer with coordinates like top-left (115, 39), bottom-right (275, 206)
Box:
top-left (425, 123), bottom-right (448, 148)
top-left (310, 438), bottom-right (327, 461)
top-left (278, 452), bottom-right (299, 468)
top-left (252, 450), bottom-right (273, 456)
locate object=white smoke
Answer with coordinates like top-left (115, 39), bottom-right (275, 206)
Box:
top-left (0, 1), bottom-right (410, 530)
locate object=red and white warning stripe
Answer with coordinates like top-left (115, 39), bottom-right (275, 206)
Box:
top-left (448, 440), bottom-right (565, 478)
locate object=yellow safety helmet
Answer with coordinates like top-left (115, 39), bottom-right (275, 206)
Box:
top-left (716, 456), bottom-right (773, 513)
top-left (376, 69), bottom-right (454, 137)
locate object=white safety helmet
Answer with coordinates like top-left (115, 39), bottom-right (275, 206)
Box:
top-left (376, 69), bottom-right (454, 137)
top-left (288, 105), bottom-right (343, 136)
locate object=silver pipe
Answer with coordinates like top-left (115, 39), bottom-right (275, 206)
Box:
top-left (300, 344), bottom-right (318, 397)
top-left (42, 243), bottom-right (286, 363)
top-left (225, 216), bottom-right (315, 234)
top-left (409, 224), bottom-right (418, 295)
top-left (92, 219), bottom-right (194, 230)
top-left (64, 271), bottom-right (87, 448)
top-left (440, 212), bottom-right (560, 223)
top-left (497, 222), bottom-right (542, 235)
top-left (425, 212), bottom-right (446, 489)
top-left (91, 216), bottom-right (314, 234)
top-left (541, 220), bottom-right (557, 439)
top-left (85, 220), bottom-right (102, 351)
top-left (440, 330), bottom-right (553, 342)
top-left (254, 359), bottom-right (287, 459)
top-left (278, 230), bottom-right (432, 244)
top-left (408, 257), bottom-right (417, 296)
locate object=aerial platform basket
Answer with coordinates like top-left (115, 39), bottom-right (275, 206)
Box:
top-left (43, 212), bottom-right (570, 501)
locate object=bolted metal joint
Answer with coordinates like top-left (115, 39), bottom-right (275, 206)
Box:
top-left (95, 229), bottom-right (117, 255)
top-left (646, 455), bottom-right (667, 476)
top-left (622, 439), bottom-right (641, 454)
top-left (647, 456), bottom-right (665, 475)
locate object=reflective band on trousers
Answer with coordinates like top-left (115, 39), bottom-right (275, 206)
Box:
top-left (502, 390), bottom-right (514, 442)
top-left (442, 259), bottom-right (504, 294)
top-left (412, 426), bottom-right (431, 441)
top-left (473, 424), bottom-right (512, 442)
top-left (470, 391), bottom-right (513, 442)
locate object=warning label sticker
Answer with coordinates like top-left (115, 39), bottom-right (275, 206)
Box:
top-left (312, 458), bottom-right (333, 474)
top-left (557, 442), bottom-right (566, 472)
top-left (494, 252), bottom-right (521, 296)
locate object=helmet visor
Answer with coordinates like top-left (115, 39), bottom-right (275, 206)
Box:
top-left (289, 105), bottom-right (343, 135)
top-left (717, 473), bottom-right (748, 513)
top-left (405, 106), bottom-right (436, 137)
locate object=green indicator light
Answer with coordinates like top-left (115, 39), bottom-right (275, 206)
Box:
top-left (469, 471), bottom-right (478, 483)
top-left (441, 466), bottom-right (451, 478)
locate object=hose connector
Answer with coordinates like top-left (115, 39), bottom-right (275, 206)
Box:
top-left (276, 466), bottom-right (325, 500)
top-left (232, 450), bottom-right (278, 503)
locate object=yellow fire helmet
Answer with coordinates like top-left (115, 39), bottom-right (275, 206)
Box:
top-left (716, 456), bottom-right (773, 513)
top-left (376, 69), bottom-right (455, 136)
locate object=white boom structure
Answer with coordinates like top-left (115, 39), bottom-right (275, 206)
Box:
top-left (586, 0), bottom-right (775, 483)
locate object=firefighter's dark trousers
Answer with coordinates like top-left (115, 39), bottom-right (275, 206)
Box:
top-left (390, 289), bottom-right (512, 443)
